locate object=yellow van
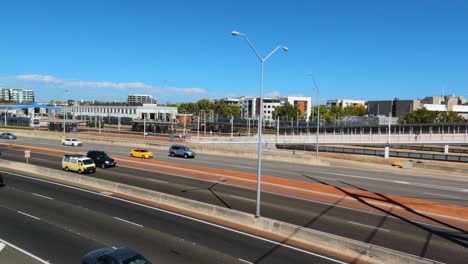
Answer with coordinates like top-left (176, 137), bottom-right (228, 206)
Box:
top-left (62, 154), bottom-right (96, 174)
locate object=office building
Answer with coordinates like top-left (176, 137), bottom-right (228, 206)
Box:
top-left (0, 88), bottom-right (35, 103)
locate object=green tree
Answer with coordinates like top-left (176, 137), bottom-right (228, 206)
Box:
top-left (272, 102), bottom-right (301, 120)
top-left (311, 105), bottom-right (335, 122)
top-left (400, 109), bottom-right (465, 124)
top-left (226, 105), bottom-right (241, 118)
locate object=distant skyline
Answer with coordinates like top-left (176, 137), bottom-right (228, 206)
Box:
top-left (1, 0), bottom-right (467, 103)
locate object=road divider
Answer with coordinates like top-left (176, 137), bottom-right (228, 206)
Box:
top-left (0, 160), bottom-right (442, 264)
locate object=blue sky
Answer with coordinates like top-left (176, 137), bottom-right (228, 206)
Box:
top-left (0, 0), bottom-right (467, 103)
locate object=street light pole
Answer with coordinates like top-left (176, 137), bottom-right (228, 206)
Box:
top-left (63, 90), bottom-right (68, 136)
top-left (309, 74), bottom-right (320, 159)
top-left (232, 31), bottom-right (288, 217)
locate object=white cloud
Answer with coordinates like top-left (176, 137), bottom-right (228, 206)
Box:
top-left (266, 90), bottom-right (281, 98)
top-left (12, 74), bottom-right (206, 95)
top-left (167, 87), bottom-right (205, 95)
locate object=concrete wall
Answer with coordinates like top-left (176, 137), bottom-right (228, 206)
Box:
top-left (0, 159), bottom-right (442, 264)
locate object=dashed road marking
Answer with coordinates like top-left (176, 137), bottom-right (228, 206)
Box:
top-left (230, 195), bottom-right (255, 202)
top-left (114, 217), bottom-right (143, 228)
top-left (348, 221), bottom-right (390, 232)
top-left (32, 193), bottom-right (54, 200)
top-left (17, 211), bottom-right (40, 220)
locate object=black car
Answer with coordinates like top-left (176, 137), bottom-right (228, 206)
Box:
top-left (81, 247), bottom-right (151, 264)
top-left (86, 150), bottom-right (116, 168)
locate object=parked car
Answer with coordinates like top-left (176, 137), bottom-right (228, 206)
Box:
top-left (87, 150), bottom-right (116, 168)
top-left (0, 132), bottom-right (17, 139)
top-left (129, 149), bottom-right (153, 159)
top-left (61, 138), bottom-right (82, 147)
top-left (169, 145), bottom-right (196, 158)
top-left (81, 247), bottom-right (151, 264)
top-left (62, 154), bottom-right (96, 174)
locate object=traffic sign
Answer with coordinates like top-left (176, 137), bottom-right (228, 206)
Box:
top-left (24, 150), bottom-right (31, 158)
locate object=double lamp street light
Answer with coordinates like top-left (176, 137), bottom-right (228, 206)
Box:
top-left (231, 31), bottom-right (288, 217)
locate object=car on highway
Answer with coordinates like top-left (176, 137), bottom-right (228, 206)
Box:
top-left (61, 138), bottom-right (82, 147)
top-left (129, 148), bottom-right (153, 159)
top-left (169, 145), bottom-right (196, 158)
top-left (62, 154), bottom-right (96, 174)
top-left (0, 132), bottom-right (17, 139)
top-left (87, 150), bottom-right (116, 168)
top-left (81, 247), bottom-right (151, 264)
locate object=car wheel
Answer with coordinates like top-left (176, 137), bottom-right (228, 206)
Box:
top-left (64, 167), bottom-right (69, 171)
top-left (101, 164), bottom-right (106, 169)
top-left (170, 152), bottom-right (175, 157)
top-left (78, 169), bottom-right (82, 174)
top-left (184, 154), bottom-right (188, 159)
top-left (62, 142), bottom-right (65, 145)
top-left (141, 155), bottom-right (145, 159)
top-left (130, 153), bottom-right (133, 157)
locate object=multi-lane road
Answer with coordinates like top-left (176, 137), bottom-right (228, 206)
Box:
top-left (1, 172), bottom-right (342, 263)
top-left (1, 136), bottom-right (468, 263)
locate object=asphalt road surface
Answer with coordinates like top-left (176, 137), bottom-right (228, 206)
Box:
top-left (0, 145), bottom-right (466, 263)
top-left (0, 172), bottom-right (343, 264)
top-left (4, 136), bottom-right (468, 207)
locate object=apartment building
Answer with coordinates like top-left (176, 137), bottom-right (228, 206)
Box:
top-left (326, 99), bottom-right (365, 108)
top-left (127, 94), bottom-right (156, 105)
top-left (0, 88), bottom-right (35, 103)
top-left (238, 96), bottom-right (312, 120)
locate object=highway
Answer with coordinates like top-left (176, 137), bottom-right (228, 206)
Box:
top-left (5, 136), bottom-right (468, 207)
top-left (0, 172), bottom-right (341, 264)
top-left (1, 137), bottom-right (467, 263)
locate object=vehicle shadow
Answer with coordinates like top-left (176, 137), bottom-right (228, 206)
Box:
top-left (310, 178), bottom-right (468, 260)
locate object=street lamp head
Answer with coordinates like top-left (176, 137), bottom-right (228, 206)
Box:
top-left (282, 46), bottom-right (289, 52)
top-left (231, 31), bottom-right (241, 36)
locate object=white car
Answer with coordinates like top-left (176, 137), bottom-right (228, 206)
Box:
top-left (61, 138), bottom-right (83, 147)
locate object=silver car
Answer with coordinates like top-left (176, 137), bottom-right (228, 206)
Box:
top-left (0, 132), bottom-right (17, 139)
top-left (169, 145), bottom-right (196, 158)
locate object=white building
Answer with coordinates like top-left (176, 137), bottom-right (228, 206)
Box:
top-left (68, 103), bottom-right (177, 121)
top-left (127, 94), bottom-right (156, 104)
top-left (0, 88), bottom-right (34, 103)
top-left (422, 104), bottom-right (447, 111)
top-left (239, 96), bottom-right (312, 121)
top-left (326, 99), bottom-right (365, 109)
top-left (280, 96), bottom-right (312, 120)
top-left (452, 105), bottom-right (468, 119)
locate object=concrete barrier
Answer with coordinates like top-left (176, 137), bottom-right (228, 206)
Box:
top-left (0, 160), bottom-right (441, 264)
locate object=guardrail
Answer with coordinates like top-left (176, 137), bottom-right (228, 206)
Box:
top-left (276, 144), bottom-right (468, 163)
top-left (0, 160), bottom-right (443, 264)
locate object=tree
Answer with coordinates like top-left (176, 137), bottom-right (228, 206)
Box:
top-left (400, 109), bottom-right (465, 124)
top-left (272, 102), bottom-right (301, 120)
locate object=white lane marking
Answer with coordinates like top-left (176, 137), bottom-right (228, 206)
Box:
top-left (17, 211), bottom-right (41, 220)
top-left (0, 242), bottom-right (5, 252)
top-left (423, 192), bottom-right (461, 199)
top-left (112, 246), bottom-right (117, 249)
top-left (6, 172), bottom-right (347, 264)
top-left (229, 164), bottom-right (255, 170)
top-left (4, 170), bottom-right (462, 232)
top-left (238, 259), bottom-right (253, 264)
top-left (0, 238), bottom-right (51, 264)
top-left (100, 191), bottom-right (113, 196)
top-left (347, 221), bottom-right (390, 232)
top-left (32, 193), bottom-right (54, 200)
top-left (393, 181), bottom-right (410, 184)
top-left (113, 217), bottom-right (144, 228)
top-left (230, 195), bottom-right (255, 202)
top-left (318, 172), bottom-right (468, 192)
top-left (147, 178), bottom-right (168, 184)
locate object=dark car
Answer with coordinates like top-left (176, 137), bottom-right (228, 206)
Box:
top-left (169, 145), bottom-right (196, 158)
top-left (0, 133), bottom-right (17, 139)
top-left (81, 247), bottom-right (151, 264)
top-left (87, 150), bottom-right (116, 168)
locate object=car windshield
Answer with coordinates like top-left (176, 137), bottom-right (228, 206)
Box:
top-left (142, 149), bottom-right (148, 152)
top-left (122, 254), bottom-right (150, 264)
top-left (82, 159), bottom-right (94, 165)
top-left (183, 147), bottom-right (190, 151)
